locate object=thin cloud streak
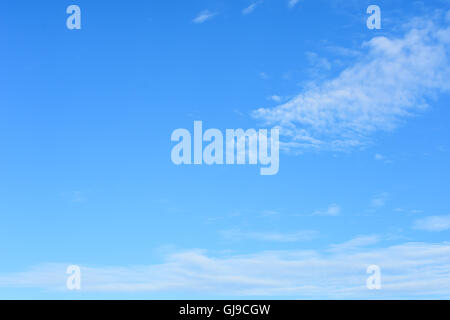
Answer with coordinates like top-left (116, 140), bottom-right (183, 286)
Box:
top-left (288, 0), bottom-right (300, 8)
top-left (193, 10), bottom-right (217, 24)
top-left (242, 2), bottom-right (262, 15)
top-left (413, 215), bottom-right (450, 232)
top-left (220, 229), bottom-right (319, 242)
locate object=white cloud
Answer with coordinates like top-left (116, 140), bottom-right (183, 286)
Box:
top-left (71, 191), bottom-right (87, 203)
top-left (193, 10), bottom-right (217, 24)
top-left (375, 153), bottom-right (393, 163)
top-left (260, 210), bottom-right (279, 216)
top-left (259, 72), bottom-right (269, 80)
top-left (313, 203), bottom-right (341, 216)
top-left (2, 241), bottom-right (450, 298)
top-left (374, 153), bottom-right (392, 163)
top-left (305, 51), bottom-right (332, 71)
top-left (252, 15), bottom-right (450, 152)
top-left (220, 229), bottom-right (318, 242)
top-left (242, 2), bottom-right (262, 15)
top-left (413, 215), bottom-right (450, 232)
top-left (268, 95), bottom-right (283, 102)
top-left (326, 45), bottom-right (361, 57)
top-left (288, 0), bottom-right (300, 8)
top-left (329, 235), bottom-right (380, 252)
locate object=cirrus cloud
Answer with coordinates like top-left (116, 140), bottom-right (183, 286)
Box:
top-left (413, 215), bottom-right (450, 232)
top-left (193, 10), bottom-right (217, 24)
top-left (1, 241), bottom-right (450, 298)
top-left (252, 15), bottom-right (450, 152)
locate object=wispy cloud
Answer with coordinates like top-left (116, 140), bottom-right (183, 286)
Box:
top-left (305, 51), bottom-right (332, 71)
top-left (288, 0), bottom-right (300, 9)
top-left (413, 215), bottom-right (450, 232)
top-left (61, 191), bottom-right (88, 203)
top-left (313, 203), bottom-right (341, 216)
top-left (252, 14), bottom-right (450, 152)
top-left (259, 72), bottom-right (269, 80)
top-left (326, 45), bottom-right (361, 57)
top-left (193, 10), bottom-right (217, 24)
top-left (374, 153), bottom-right (392, 163)
top-left (267, 95), bottom-right (283, 103)
top-left (220, 229), bottom-right (319, 242)
top-left (329, 235), bottom-right (380, 252)
top-left (71, 191), bottom-right (87, 203)
top-left (371, 192), bottom-right (389, 208)
top-left (242, 1), bottom-right (262, 15)
top-left (260, 210), bottom-right (279, 216)
top-left (2, 241), bottom-right (450, 298)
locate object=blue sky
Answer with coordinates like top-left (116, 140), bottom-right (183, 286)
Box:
top-left (1, 0), bottom-right (450, 299)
